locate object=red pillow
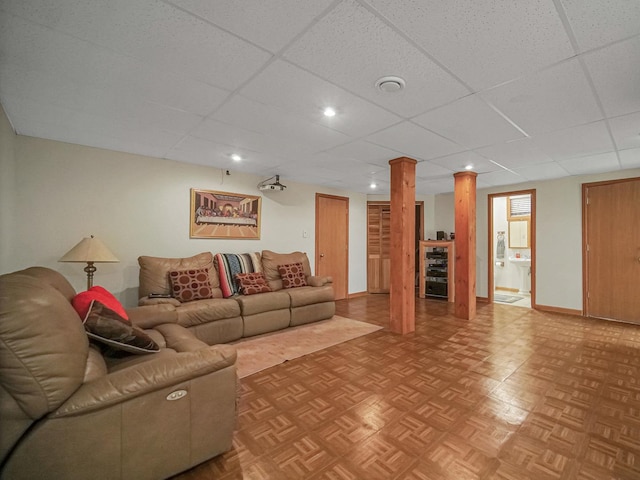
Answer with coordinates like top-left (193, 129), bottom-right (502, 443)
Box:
top-left (277, 262), bottom-right (308, 289)
top-left (236, 272), bottom-right (272, 295)
top-left (169, 267), bottom-right (213, 302)
top-left (72, 286), bottom-right (129, 321)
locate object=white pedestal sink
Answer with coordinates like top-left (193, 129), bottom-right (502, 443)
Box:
top-left (509, 257), bottom-right (531, 294)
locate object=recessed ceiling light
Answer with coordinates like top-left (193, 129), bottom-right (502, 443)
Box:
top-left (370, 182), bottom-right (377, 189)
top-left (375, 76), bottom-right (406, 93)
top-left (323, 107), bottom-right (336, 117)
top-left (465, 164), bottom-right (474, 170)
top-left (231, 153), bottom-right (242, 162)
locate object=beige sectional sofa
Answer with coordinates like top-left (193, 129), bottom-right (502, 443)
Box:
top-left (137, 250), bottom-right (335, 345)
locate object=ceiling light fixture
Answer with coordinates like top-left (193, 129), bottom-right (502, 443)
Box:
top-left (375, 76), bottom-right (406, 93)
top-left (465, 164), bottom-right (474, 170)
top-left (370, 182), bottom-right (377, 189)
top-left (231, 153), bottom-right (242, 162)
top-left (323, 107), bottom-right (336, 117)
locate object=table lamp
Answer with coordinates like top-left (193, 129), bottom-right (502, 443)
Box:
top-left (59, 235), bottom-right (119, 290)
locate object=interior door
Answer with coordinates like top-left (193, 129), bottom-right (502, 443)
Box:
top-left (367, 204), bottom-right (391, 293)
top-left (585, 177), bottom-right (640, 323)
top-left (316, 194), bottom-right (349, 300)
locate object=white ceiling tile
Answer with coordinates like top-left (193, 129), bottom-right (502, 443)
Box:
top-left (367, 0), bottom-right (574, 90)
top-left (166, 0), bottom-right (335, 53)
top-left (475, 138), bottom-right (552, 168)
top-left (583, 36), bottom-right (640, 118)
top-left (212, 96), bottom-right (352, 154)
top-left (365, 121), bottom-right (465, 161)
top-left (560, 0), bottom-right (640, 52)
top-left (283, 0), bottom-right (469, 118)
top-left (608, 112), bottom-right (640, 150)
top-left (531, 121), bottom-right (615, 160)
top-left (512, 162), bottom-right (570, 181)
top-left (1, 0), bottom-right (271, 89)
top-left (416, 178), bottom-right (455, 195)
top-left (429, 151), bottom-right (501, 174)
top-left (477, 170), bottom-right (526, 187)
top-left (239, 60), bottom-right (402, 138)
top-left (0, 15), bottom-right (229, 116)
top-left (415, 161), bottom-right (455, 180)
top-left (481, 59), bottom-right (602, 135)
top-left (325, 141), bottom-right (404, 168)
top-left (558, 152), bottom-right (621, 175)
top-left (619, 147), bottom-right (640, 169)
top-left (413, 95), bottom-right (525, 148)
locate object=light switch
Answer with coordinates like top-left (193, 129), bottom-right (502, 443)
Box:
top-left (302, 230), bottom-right (308, 238)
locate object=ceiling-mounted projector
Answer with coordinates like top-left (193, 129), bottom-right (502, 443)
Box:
top-left (258, 175), bottom-right (287, 192)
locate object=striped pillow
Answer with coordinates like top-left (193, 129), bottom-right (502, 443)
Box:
top-left (215, 253), bottom-right (262, 298)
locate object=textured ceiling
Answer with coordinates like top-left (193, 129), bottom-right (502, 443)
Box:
top-left (1, 0), bottom-right (639, 194)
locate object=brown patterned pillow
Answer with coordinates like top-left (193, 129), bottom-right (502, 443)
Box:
top-left (278, 262), bottom-right (308, 289)
top-left (169, 267), bottom-right (213, 302)
top-left (236, 272), bottom-right (272, 295)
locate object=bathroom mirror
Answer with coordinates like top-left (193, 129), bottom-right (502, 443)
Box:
top-left (509, 220), bottom-right (529, 248)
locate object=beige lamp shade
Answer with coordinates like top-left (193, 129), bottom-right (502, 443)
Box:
top-left (59, 235), bottom-right (119, 290)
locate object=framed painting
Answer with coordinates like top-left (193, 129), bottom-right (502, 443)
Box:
top-left (190, 188), bottom-right (262, 239)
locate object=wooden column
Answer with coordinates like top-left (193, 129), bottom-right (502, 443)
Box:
top-left (389, 157), bottom-right (417, 334)
top-left (454, 171), bottom-right (477, 320)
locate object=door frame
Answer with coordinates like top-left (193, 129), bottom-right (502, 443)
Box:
top-left (487, 189), bottom-right (536, 306)
top-left (315, 193), bottom-right (349, 299)
top-left (582, 176), bottom-right (640, 318)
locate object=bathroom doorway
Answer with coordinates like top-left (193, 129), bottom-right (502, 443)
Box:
top-left (488, 189), bottom-right (536, 308)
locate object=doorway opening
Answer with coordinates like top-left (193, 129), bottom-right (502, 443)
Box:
top-left (488, 189), bottom-right (536, 308)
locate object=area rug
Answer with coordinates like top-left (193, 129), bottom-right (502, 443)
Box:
top-left (231, 316), bottom-right (382, 378)
top-left (494, 294), bottom-right (524, 304)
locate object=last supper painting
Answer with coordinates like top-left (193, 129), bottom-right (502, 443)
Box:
top-left (190, 188), bottom-right (261, 239)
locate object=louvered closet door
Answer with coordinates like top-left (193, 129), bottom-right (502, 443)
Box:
top-left (367, 204), bottom-right (391, 293)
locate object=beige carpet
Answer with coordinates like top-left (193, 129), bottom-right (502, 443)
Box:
top-left (231, 316), bottom-right (382, 378)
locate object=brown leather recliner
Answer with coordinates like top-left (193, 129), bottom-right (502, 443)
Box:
top-left (0, 267), bottom-right (237, 480)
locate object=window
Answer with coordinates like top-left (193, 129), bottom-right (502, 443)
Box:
top-left (507, 194), bottom-right (531, 220)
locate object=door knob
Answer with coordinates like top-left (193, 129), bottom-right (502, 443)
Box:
top-left (320, 253), bottom-right (325, 257)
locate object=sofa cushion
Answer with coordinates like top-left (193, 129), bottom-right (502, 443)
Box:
top-left (261, 250), bottom-right (312, 291)
top-left (236, 272), bottom-right (272, 295)
top-left (138, 252), bottom-right (222, 299)
top-left (72, 286), bottom-right (129, 320)
top-left (83, 300), bottom-right (159, 354)
top-left (234, 290), bottom-right (290, 316)
top-left (215, 253), bottom-right (262, 298)
top-left (286, 285), bottom-right (335, 308)
top-left (175, 297), bottom-right (241, 328)
top-left (169, 267), bottom-right (213, 302)
top-left (278, 262), bottom-right (308, 289)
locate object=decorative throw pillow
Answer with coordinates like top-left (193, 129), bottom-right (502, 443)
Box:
top-left (236, 272), bottom-right (272, 295)
top-left (169, 267), bottom-right (213, 302)
top-left (83, 300), bottom-right (159, 354)
top-left (215, 252), bottom-right (262, 298)
top-left (278, 262), bottom-right (308, 289)
top-left (72, 285), bottom-right (129, 320)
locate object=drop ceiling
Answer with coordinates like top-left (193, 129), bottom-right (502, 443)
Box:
top-left (1, 0), bottom-right (639, 195)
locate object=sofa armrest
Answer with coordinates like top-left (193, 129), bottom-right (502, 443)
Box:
top-left (51, 345), bottom-right (237, 418)
top-left (307, 275), bottom-right (333, 287)
top-left (126, 304), bottom-right (177, 329)
top-left (138, 296), bottom-right (181, 307)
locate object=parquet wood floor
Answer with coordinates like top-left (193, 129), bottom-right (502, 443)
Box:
top-left (173, 295), bottom-right (640, 479)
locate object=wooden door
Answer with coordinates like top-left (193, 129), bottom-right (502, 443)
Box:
top-left (367, 204), bottom-right (391, 293)
top-left (584, 177), bottom-right (640, 323)
top-left (316, 194), bottom-right (349, 300)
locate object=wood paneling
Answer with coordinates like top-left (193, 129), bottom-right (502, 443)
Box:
top-left (454, 171), bottom-right (477, 320)
top-left (367, 204), bottom-right (391, 293)
top-left (389, 157), bottom-right (417, 335)
top-left (584, 177), bottom-right (640, 323)
top-left (316, 194), bottom-right (349, 300)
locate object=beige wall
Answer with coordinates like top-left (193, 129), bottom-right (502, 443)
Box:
top-left (0, 105), bottom-right (16, 270)
top-left (5, 133), bottom-right (368, 305)
top-left (437, 167), bottom-right (640, 310)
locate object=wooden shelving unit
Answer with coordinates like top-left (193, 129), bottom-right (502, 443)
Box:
top-left (419, 240), bottom-right (455, 303)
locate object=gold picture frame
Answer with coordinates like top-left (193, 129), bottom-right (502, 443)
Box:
top-left (190, 188), bottom-right (262, 239)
